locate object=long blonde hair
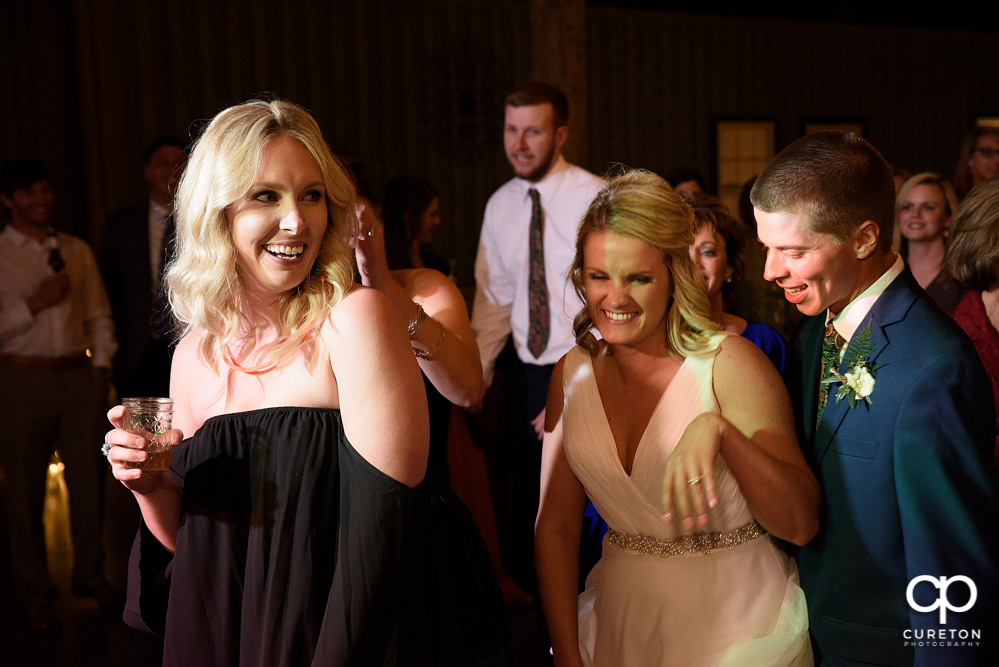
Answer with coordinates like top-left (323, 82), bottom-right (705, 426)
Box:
top-left (166, 99), bottom-right (357, 372)
top-left (569, 169), bottom-right (716, 357)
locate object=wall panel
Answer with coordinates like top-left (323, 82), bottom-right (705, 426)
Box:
top-left (587, 8), bottom-right (999, 194)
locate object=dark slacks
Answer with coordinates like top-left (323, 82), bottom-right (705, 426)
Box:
top-left (0, 363), bottom-right (109, 605)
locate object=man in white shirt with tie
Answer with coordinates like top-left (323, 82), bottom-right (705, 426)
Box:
top-left (471, 82), bottom-right (604, 621)
top-left (0, 159), bottom-right (119, 630)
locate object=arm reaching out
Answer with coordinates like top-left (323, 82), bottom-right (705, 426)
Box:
top-left (355, 199), bottom-right (484, 407)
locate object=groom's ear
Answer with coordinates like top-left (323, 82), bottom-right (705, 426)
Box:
top-left (853, 220), bottom-right (880, 260)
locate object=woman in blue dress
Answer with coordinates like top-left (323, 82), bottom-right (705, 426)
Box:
top-left (688, 194), bottom-right (786, 372)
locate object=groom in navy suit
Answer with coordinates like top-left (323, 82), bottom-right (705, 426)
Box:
top-left (752, 131), bottom-right (999, 666)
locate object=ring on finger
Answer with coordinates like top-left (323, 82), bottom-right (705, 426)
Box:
top-left (101, 439), bottom-right (111, 457)
top-left (687, 476), bottom-right (701, 486)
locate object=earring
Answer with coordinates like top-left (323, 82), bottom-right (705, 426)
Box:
top-left (943, 229), bottom-right (950, 238)
top-left (724, 277), bottom-right (732, 283)
top-left (311, 258), bottom-right (322, 278)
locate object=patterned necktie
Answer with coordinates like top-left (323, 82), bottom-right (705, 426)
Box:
top-left (527, 188), bottom-right (550, 358)
top-left (817, 319), bottom-right (847, 428)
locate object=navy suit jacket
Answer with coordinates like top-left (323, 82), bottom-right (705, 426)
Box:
top-left (786, 268), bottom-right (999, 667)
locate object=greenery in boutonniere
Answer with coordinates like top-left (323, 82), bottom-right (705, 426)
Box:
top-left (821, 321), bottom-right (885, 408)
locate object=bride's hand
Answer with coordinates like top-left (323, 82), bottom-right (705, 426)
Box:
top-left (660, 413), bottom-right (722, 530)
top-left (104, 405), bottom-right (184, 493)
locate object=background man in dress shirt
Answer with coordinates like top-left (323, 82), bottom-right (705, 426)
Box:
top-left (470, 82), bottom-right (604, 629)
top-left (0, 159), bottom-right (119, 631)
top-left (752, 131), bottom-right (999, 666)
top-left (99, 136), bottom-right (186, 398)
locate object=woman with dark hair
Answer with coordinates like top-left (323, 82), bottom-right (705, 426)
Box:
top-left (953, 127), bottom-right (999, 200)
top-left (355, 190), bottom-right (514, 664)
top-left (382, 175), bottom-right (452, 277)
top-left (947, 176), bottom-right (999, 473)
top-left (689, 193), bottom-right (786, 372)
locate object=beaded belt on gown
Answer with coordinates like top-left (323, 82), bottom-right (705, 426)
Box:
top-left (607, 520), bottom-right (767, 557)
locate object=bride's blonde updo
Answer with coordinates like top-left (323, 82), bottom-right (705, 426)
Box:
top-left (568, 168), bottom-right (716, 356)
top-left (166, 99), bottom-right (358, 372)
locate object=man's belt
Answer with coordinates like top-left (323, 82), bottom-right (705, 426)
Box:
top-left (0, 353), bottom-right (90, 370)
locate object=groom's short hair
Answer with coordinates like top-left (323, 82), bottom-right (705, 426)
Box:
top-left (751, 131), bottom-right (896, 252)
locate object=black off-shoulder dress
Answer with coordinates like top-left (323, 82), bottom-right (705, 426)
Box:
top-left (125, 407), bottom-right (430, 667)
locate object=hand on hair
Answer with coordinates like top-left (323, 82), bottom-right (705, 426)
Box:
top-left (354, 197), bottom-right (391, 289)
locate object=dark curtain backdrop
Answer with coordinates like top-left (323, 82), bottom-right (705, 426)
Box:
top-left (2, 0), bottom-right (998, 290)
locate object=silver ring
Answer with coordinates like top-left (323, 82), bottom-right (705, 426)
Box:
top-left (687, 476), bottom-right (701, 486)
top-left (101, 439), bottom-right (111, 457)
top-left (365, 229), bottom-right (374, 238)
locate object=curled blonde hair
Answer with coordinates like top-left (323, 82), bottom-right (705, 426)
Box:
top-left (569, 169), bottom-right (716, 357)
top-left (166, 99), bottom-right (357, 372)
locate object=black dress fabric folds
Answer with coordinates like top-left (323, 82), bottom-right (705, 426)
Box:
top-left (421, 375), bottom-right (514, 666)
top-left (125, 407), bottom-right (430, 666)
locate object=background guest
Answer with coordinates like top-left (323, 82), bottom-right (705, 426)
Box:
top-left (382, 175), bottom-right (454, 278)
top-left (470, 82), bottom-right (605, 651)
top-left (0, 159), bottom-right (119, 631)
top-left (99, 136), bottom-right (187, 398)
top-left (356, 197), bottom-right (514, 664)
top-left (665, 166), bottom-right (708, 198)
top-left (947, 176), bottom-right (999, 473)
top-left (896, 172), bottom-right (966, 311)
top-left (689, 193), bottom-right (786, 372)
top-left (953, 127), bottom-right (999, 200)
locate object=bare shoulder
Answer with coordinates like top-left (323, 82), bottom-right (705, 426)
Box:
top-left (327, 284), bottom-right (402, 342)
top-left (399, 268), bottom-right (463, 306)
top-left (171, 329), bottom-right (206, 371)
top-left (713, 334), bottom-right (777, 386)
top-left (712, 333), bottom-right (792, 428)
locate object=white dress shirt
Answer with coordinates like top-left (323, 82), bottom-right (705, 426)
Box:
top-left (828, 253), bottom-right (905, 351)
top-left (0, 225), bottom-right (117, 368)
top-left (472, 155), bottom-right (605, 384)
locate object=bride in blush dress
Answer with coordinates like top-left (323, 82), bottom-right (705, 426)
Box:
top-left (535, 170), bottom-right (818, 667)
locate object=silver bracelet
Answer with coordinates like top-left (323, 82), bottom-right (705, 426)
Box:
top-left (407, 303), bottom-right (426, 336)
top-left (414, 326), bottom-right (446, 359)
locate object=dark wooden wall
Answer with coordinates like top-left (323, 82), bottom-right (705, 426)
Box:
top-left (3, 0), bottom-right (998, 289)
top-left (588, 7), bottom-right (999, 191)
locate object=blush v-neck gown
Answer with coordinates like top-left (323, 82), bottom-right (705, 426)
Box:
top-left (561, 336), bottom-right (812, 666)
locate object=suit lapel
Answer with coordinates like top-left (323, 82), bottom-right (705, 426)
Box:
top-left (814, 268), bottom-right (919, 463)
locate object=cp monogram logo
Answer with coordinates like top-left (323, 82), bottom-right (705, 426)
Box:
top-left (906, 576), bottom-right (977, 624)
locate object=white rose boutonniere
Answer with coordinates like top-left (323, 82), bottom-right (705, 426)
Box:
top-left (845, 366), bottom-right (876, 399)
top-left (821, 320), bottom-right (885, 409)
